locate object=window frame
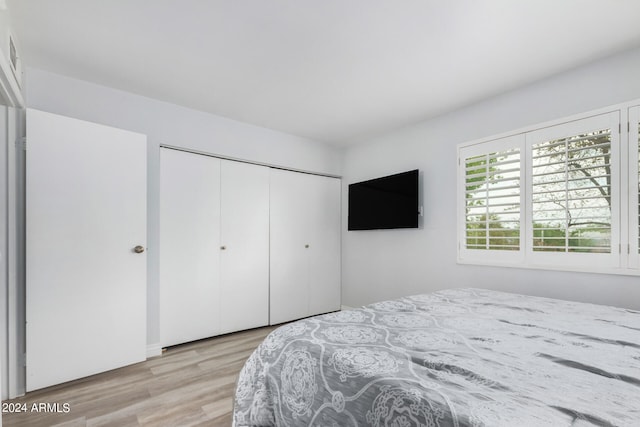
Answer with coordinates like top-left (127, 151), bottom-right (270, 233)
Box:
top-left (457, 102), bottom-right (640, 276)
top-left (628, 106), bottom-right (640, 269)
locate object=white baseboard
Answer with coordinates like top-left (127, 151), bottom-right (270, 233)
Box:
top-left (341, 305), bottom-right (355, 311)
top-left (146, 343), bottom-right (162, 358)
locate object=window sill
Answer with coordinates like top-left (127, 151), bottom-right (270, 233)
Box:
top-left (457, 257), bottom-right (640, 277)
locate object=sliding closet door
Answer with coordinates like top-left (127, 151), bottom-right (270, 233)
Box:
top-left (270, 169), bottom-right (311, 324)
top-left (26, 109), bottom-right (147, 391)
top-left (160, 148), bottom-right (221, 347)
top-left (270, 169), bottom-right (341, 325)
top-left (307, 174), bottom-right (341, 316)
top-left (219, 161), bottom-right (269, 334)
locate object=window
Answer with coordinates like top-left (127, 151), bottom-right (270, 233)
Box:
top-left (459, 135), bottom-right (524, 263)
top-left (531, 131), bottom-right (612, 253)
top-left (465, 149), bottom-right (521, 251)
top-left (458, 108), bottom-right (638, 274)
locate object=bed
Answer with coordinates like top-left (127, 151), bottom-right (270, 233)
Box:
top-left (233, 288), bottom-right (640, 426)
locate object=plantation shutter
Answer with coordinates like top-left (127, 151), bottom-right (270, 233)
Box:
top-left (526, 112), bottom-right (619, 268)
top-left (629, 105), bottom-right (640, 265)
top-left (465, 149), bottom-right (521, 250)
top-left (637, 118), bottom-right (640, 256)
top-left (637, 119), bottom-right (639, 254)
top-left (458, 107), bottom-right (636, 272)
top-left (458, 135), bottom-right (524, 263)
top-left (531, 129), bottom-right (612, 253)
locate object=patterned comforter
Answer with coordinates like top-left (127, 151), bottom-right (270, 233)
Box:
top-left (233, 288), bottom-right (640, 426)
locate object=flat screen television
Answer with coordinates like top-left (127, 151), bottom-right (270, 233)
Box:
top-left (348, 169), bottom-right (419, 230)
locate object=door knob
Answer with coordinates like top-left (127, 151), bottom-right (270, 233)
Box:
top-left (134, 245), bottom-right (145, 254)
top-left (221, 246), bottom-right (227, 250)
top-left (305, 244), bottom-right (310, 248)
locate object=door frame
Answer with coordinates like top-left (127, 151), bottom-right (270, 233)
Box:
top-left (0, 42), bottom-right (24, 399)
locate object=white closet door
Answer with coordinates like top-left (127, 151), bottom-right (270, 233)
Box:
top-left (219, 161), bottom-right (269, 334)
top-left (270, 169), bottom-right (341, 324)
top-left (26, 109), bottom-right (147, 391)
top-left (160, 148), bottom-right (221, 347)
top-left (270, 169), bottom-right (310, 324)
top-left (307, 174), bottom-right (341, 316)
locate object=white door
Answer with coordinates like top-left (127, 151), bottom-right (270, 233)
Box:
top-left (270, 169), bottom-right (341, 324)
top-left (270, 169), bottom-right (310, 324)
top-left (159, 148), bottom-right (221, 347)
top-left (219, 160), bottom-right (269, 334)
top-left (307, 174), bottom-right (341, 316)
top-left (26, 109), bottom-right (147, 392)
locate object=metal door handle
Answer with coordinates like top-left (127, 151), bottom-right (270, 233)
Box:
top-left (134, 245), bottom-right (145, 254)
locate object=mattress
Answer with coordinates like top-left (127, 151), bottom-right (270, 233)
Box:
top-left (233, 288), bottom-right (640, 426)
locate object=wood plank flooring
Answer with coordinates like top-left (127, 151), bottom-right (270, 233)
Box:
top-left (3, 325), bottom-right (277, 427)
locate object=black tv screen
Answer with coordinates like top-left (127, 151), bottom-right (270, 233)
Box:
top-left (348, 169), bottom-right (419, 230)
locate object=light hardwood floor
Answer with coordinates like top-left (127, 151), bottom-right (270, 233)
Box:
top-left (3, 325), bottom-right (277, 427)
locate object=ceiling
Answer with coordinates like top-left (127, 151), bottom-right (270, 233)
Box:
top-left (7, 1), bottom-right (640, 146)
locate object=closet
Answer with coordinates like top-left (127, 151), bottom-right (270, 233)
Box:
top-left (159, 148), bottom-right (341, 346)
top-left (159, 148), bottom-right (269, 347)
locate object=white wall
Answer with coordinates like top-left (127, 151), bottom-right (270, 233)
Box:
top-left (343, 46), bottom-right (640, 310)
top-left (24, 67), bottom-right (343, 357)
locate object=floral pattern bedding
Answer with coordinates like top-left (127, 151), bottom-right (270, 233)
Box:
top-left (233, 288), bottom-right (640, 426)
